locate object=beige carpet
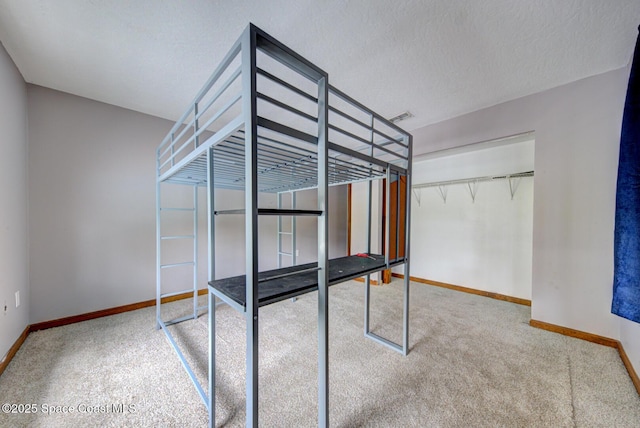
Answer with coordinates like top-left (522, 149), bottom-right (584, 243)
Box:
top-left (1, 279), bottom-right (639, 427)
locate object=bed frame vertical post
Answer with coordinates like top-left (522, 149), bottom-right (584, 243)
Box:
top-left (385, 167), bottom-right (391, 270)
top-left (207, 147), bottom-right (216, 427)
top-left (193, 184), bottom-right (199, 318)
top-left (395, 170), bottom-right (400, 263)
top-left (402, 135), bottom-right (413, 356)
top-left (242, 24), bottom-right (259, 428)
top-left (364, 178), bottom-right (373, 334)
top-left (364, 112), bottom-right (374, 335)
top-left (155, 165), bottom-right (162, 330)
top-left (317, 73), bottom-right (330, 428)
top-left (292, 191), bottom-right (297, 266)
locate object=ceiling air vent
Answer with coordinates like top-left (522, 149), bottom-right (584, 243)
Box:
top-left (388, 111), bottom-right (413, 124)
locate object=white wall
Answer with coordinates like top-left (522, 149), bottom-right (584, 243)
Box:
top-left (410, 140), bottom-right (534, 300)
top-left (28, 85), bottom-right (173, 323)
top-left (27, 85), bottom-right (348, 323)
top-left (411, 65), bottom-right (640, 375)
top-left (0, 43), bottom-right (28, 360)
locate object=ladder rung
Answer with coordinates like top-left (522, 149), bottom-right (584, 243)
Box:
top-left (278, 251), bottom-right (293, 256)
top-left (278, 231), bottom-right (293, 235)
top-left (161, 207), bottom-right (196, 212)
top-left (161, 235), bottom-right (195, 240)
top-left (161, 262), bottom-right (195, 269)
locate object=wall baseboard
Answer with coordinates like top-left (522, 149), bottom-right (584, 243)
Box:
top-left (0, 289), bottom-right (207, 377)
top-left (31, 289), bottom-right (208, 331)
top-left (0, 325), bottom-right (30, 377)
top-left (530, 319), bottom-right (640, 396)
top-left (528, 319), bottom-right (618, 347)
top-left (353, 277), bottom-right (380, 285)
top-left (391, 273), bottom-right (531, 306)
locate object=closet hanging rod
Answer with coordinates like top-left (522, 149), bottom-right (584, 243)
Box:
top-left (412, 170), bottom-right (534, 189)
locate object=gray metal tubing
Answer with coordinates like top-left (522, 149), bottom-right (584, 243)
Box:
top-left (257, 67), bottom-right (318, 103)
top-left (292, 192), bottom-right (297, 266)
top-left (327, 142), bottom-right (388, 169)
top-left (158, 35), bottom-right (242, 154)
top-left (164, 314), bottom-right (200, 327)
top-left (208, 147), bottom-right (216, 285)
top-left (395, 171), bottom-right (400, 262)
top-left (363, 135), bottom-right (372, 335)
top-left (159, 92), bottom-right (242, 171)
top-left (158, 115), bottom-right (244, 183)
top-left (372, 128), bottom-right (405, 149)
top-left (232, 132), bottom-right (317, 156)
top-left (329, 123), bottom-right (370, 145)
top-left (257, 92), bottom-right (318, 123)
top-left (197, 66), bottom-right (241, 121)
top-left (257, 116), bottom-right (317, 145)
top-left (208, 145), bottom-right (216, 427)
top-left (254, 24), bottom-right (327, 83)
top-left (385, 167), bottom-right (391, 269)
top-left (216, 151), bottom-right (316, 180)
top-left (159, 262), bottom-right (195, 270)
top-left (364, 274), bottom-right (371, 335)
top-left (277, 192), bottom-right (283, 267)
top-left (192, 92), bottom-right (242, 139)
top-left (329, 105), bottom-right (370, 130)
top-left (328, 85), bottom-right (409, 137)
top-left (193, 185), bottom-right (199, 318)
top-left (208, 290), bottom-right (215, 428)
top-left (212, 147), bottom-right (316, 175)
top-left (242, 24), bottom-right (260, 428)
top-left (402, 135), bottom-right (413, 356)
top-left (370, 139), bottom-right (409, 161)
top-left (365, 331), bottom-right (404, 354)
top-left (155, 180), bottom-right (162, 330)
top-left (158, 318), bottom-right (209, 407)
top-left (194, 102), bottom-right (200, 148)
top-left (216, 142), bottom-right (316, 172)
top-left (209, 286), bottom-right (245, 313)
top-left (317, 73), bottom-right (329, 428)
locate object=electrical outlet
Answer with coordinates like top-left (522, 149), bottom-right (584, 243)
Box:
top-left (15, 291), bottom-right (20, 308)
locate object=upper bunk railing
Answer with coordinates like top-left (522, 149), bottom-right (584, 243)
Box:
top-left (156, 25), bottom-right (412, 193)
top-left (156, 34), bottom-right (244, 184)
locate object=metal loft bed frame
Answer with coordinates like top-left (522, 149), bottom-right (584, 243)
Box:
top-left (155, 24), bottom-right (412, 428)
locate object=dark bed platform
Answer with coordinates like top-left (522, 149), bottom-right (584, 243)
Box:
top-left (209, 254), bottom-right (396, 308)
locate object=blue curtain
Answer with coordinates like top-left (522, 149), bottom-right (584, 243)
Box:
top-left (613, 26), bottom-right (640, 324)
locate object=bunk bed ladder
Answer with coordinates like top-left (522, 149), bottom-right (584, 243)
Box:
top-left (277, 191), bottom-right (297, 269)
top-left (156, 184), bottom-right (202, 328)
top-left (277, 191), bottom-right (299, 303)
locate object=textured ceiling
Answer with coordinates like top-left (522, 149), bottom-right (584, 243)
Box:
top-left (0, 0), bottom-right (639, 132)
